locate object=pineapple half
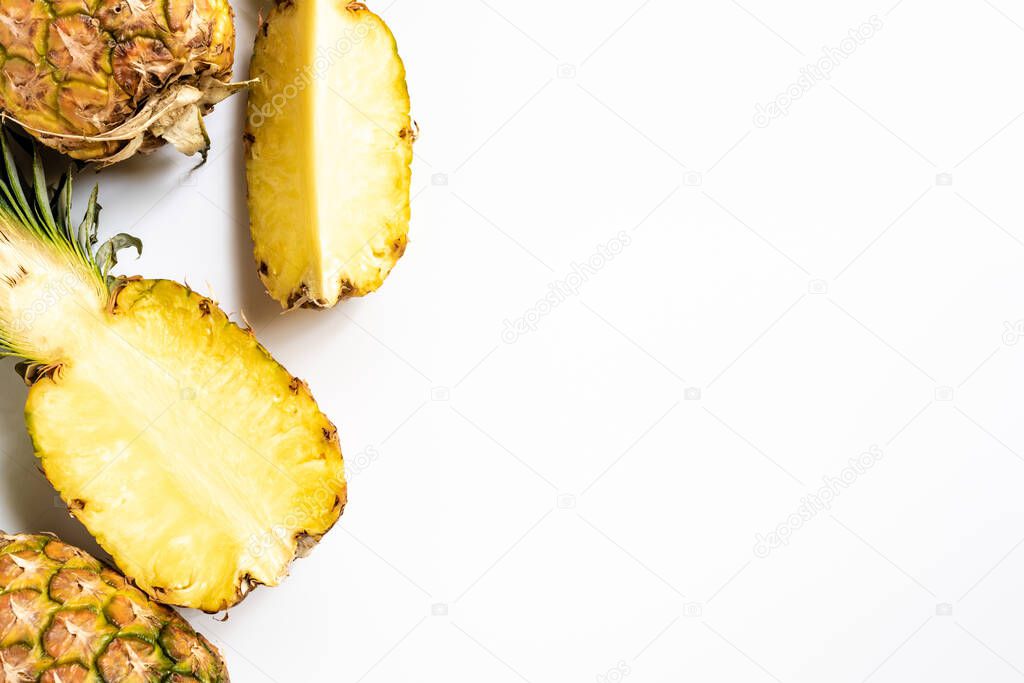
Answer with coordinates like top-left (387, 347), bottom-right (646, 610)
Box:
top-left (245, 0), bottom-right (414, 308)
top-left (0, 134), bottom-right (346, 612)
top-left (0, 532), bottom-right (229, 681)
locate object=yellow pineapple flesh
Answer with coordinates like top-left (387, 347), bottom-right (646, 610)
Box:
top-left (0, 137), bottom-right (346, 612)
top-left (246, 0), bottom-right (413, 308)
top-left (26, 279), bottom-right (346, 611)
top-left (0, 533), bottom-right (229, 682)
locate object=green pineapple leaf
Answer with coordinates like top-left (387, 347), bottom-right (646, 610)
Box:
top-left (96, 233), bottom-right (143, 286)
top-left (0, 129), bottom-right (141, 292)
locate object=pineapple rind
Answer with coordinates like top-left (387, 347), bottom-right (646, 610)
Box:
top-left (246, 0), bottom-right (413, 308)
top-left (0, 532), bottom-right (229, 681)
top-left (0, 0), bottom-right (237, 163)
top-left (25, 279), bottom-right (347, 612)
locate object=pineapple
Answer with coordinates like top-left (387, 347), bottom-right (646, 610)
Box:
top-left (0, 0), bottom-right (241, 165)
top-left (0, 133), bottom-right (346, 612)
top-left (0, 532), bottom-right (229, 682)
top-left (246, 0), bottom-right (413, 308)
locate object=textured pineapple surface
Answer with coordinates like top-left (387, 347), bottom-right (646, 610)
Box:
top-left (246, 0), bottom-right (413, 308)
top-left (0, 0), bottom-right (236, 161)
top-left (0, 533), bottom-right (229, 682)
top-left (23, 279), bottom-right (346, 612)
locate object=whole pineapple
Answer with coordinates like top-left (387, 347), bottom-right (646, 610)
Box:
top-left (0, 133), bottom-right (347, 612)
top-left (0, 533), bottom-right (229, 682)
top-left (0, 0), bottom-right (239, 165)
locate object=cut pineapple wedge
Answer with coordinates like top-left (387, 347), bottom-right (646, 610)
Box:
top-left (0, 137), bottom-right (346, 613)
top-left (246, 0), bottom-right (414, 308)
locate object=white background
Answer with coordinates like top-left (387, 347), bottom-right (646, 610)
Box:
top-left (3, 0), bottom-right (1024, 681)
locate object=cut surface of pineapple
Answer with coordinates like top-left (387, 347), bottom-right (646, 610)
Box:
top-left (246, 0), bottom-right (413, 308)
top-left (0, 137), bottom-right (346, 613)
top-left (26, 280), bottom-right (346, 611)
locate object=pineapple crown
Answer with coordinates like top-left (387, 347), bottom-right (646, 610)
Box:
top-left (0, 130), bottom-right (142, 371)
top-left (0, 130), bottom-right (141, 292)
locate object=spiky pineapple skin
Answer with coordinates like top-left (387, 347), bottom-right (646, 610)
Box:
top-left (0, 532), bottom-right (229, 682)
top-left (0, 0), bottom-right (235, 161)
top-left (24, 279), bottom-right (347, 612)
top-left (246, 0), bottom-right (413, 308)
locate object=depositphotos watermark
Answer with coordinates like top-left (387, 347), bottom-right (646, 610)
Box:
top-left (248, 21), bottom-right (376, 129)
top-left (501, 231), bottom-right (632, 344)
top-left (9, 272), bottom-right (83, 335)
top-left (753, 15), bottom-right (883, 128)
top-left (346, 445), bottom-right (380, 477)
top-left (243, 475), bottom-right (345, 561)
top-left (1003, 319), bottom-right (1024, 346)
top-left (753, 445), bottom-right (883, 558)
top-left (596, 661), bottom-right (631, 683)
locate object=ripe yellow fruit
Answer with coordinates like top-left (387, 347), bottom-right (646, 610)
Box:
top-left (0, 135), bottom-right (346, 612)
top-left (246, 0), bottom-right (414, 308)
top-left (0, 0), bottom-right (240, 165)
top-left (27, 278), bottom-right (347, 611)
top-left (0, 533), bottom-right (229, 681)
